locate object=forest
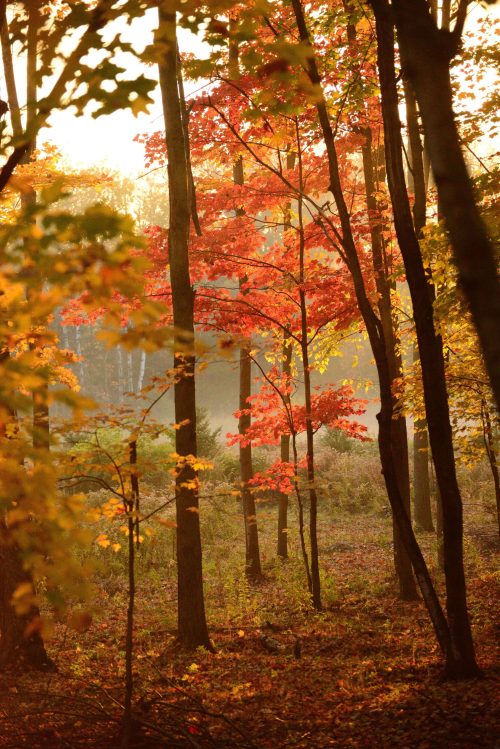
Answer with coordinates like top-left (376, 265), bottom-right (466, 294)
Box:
top-left (0, 1), bottom-right (498, 747)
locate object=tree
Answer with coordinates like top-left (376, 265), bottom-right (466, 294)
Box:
top-left (370, 0), bottom-right (479, 677)
top-left (392, 0), bottom-right (500, 415)
top-left (403, 70), bottom-right (434, 533)
top-left (157, 2), bottom-right (211, 650)
top-left (284, 0), bottom-right (464, 672)
top-left (360, 127), bottom-right (418, 599)
top-left (230, 30), bottom-right (263, 580)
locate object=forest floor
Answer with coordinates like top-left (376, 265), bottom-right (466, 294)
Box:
top-left (0, 510), bottom-right (498, 749)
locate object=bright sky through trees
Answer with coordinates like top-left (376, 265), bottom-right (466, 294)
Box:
top-left (4, 4), bottom-right (494, 177)
top-left (37, 15), bottom-right (208, 175)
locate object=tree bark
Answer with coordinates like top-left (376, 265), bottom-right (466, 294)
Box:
top-left (0, 350), bottom-right (53, 671)
top-left (232, 148), bottom-right (262, 580)
top-left (291, 0), bottom-right (456, 666)
top-left (136, 350), bottom-right (146, 393)
top-left (277, 151), bottom-right (296, 561)
top-left (0, 15), bottom-right (22, 139)
top-left (157, 3), bottom-right (211, 650)
top-left (0, 535), bottom-right (55, 670)
top-left (481, 403), bottom-right (500, 538)
top-left (413, 415), bottom-right (434, 531)
top-left (392, 0), bottom-right (500, 415)
top-left (238, 341), bottom-right (262, 579)
top-left (277, 330), bottom-right (292, 559)
top-left (296, 134), bottom-right (321, 609)
top-left (116, 345), bottom-right (124, 404)
top-left (403, 83), bottom-right (434, 533)
top-left (370, 0), bottom-right (479, 677)
top-left (361, 128), bottom-right (418, 600)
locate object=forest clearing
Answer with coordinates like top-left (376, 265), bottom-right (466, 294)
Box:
top-left (0, 496), bottom-right (498, 749)
top-left (0, 0), bottom-right (499, 747)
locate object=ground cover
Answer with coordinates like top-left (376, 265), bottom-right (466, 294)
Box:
top-left (0, 501), bottom-right (497, 749)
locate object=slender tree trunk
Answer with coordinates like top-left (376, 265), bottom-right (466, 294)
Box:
top-left (403, 83), bottom-right (434, 533)
top-left (157, 4), bottom-right (211, 650)
top-left (481, 403), bottom-right (500, 538)
top-left (229, 38), bottom-right (262, 578)
top-left (277, 330), bottom-right (292, 559)
top-left (127, 349), bottom-right (133, 394)
top-left (121, 439), bottom-right (138, 749)
top-left (413, 352), bottom-right (434, 534)
top-left (176, 44), bottom-right (201, 237)
top-left (277, 150), bottom-right (296, 560)
top-left (370, 0), bottom-right (478, 677)
top-left (26, 0), bottom-right (38, 155)
top-left (232, 152), bottom-right (262, 580)
top-left (291, 0), bottom-right (458, 668)
top-left (435, 478), bottom-right (445, 572)
top-left (301, 326), bottom-right (321, 609)
top-left (0, 16), bottom-right (22, 139)
top-left (75, 326), bottom-right (85, 388)
top-left (392, 0), bottom-right (500, 414)
top-left (238, 342), bottom-right (262, 580)
top-left (22, 1), bottom-right (50, 452)
top-left (103, 347), bottom-right (110, 402)
top-left (413, 415), bottom-right (434, 531)
top-left (291, 430), bottom-right (313, 592)
top-left (116, 345), bottom-right (124, 403)
top-left (137, 351), bottom-right (146, 393)
top-left (296, 131), bottom-right (321, 609)
top-left (362, 128), bottom-right (418, 600)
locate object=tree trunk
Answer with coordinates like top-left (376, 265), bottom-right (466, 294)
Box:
top-left (116, 345), bottom-right (124, 403)
top-left (128, 352), bottom-right (134, 394)
top-left (370, 0), bottom-right (478, 677)
top-left (413, 416), bottom-right (434, 531)
top-left (0, 350), bottom-right (53, 671)
top-left (75, 325), bottom-right (85, 389)
top-left (481, 403), bottom-right (500, 539)
top-left (233, 149), bottom-right (262, 580)
top-left (361, 128), bottom-right (418, 600)
top-left (0, 536), bottom-right (55, 670)
top-left (301, 326), bottom-right (321, 610)
top-left (392, 0), bottom-right (500, 414)
top-left (413, 348), bottom-right (434, 534)
top-left (277, 331), bottom-right (292, 559)
top-left (291, 0), bottom-right (459, 670)
top-left (402, 86), bottom-right (434, 533)
top-left (239, 342), bottom-right (262, 580)
top-left (277, 151), bottom-right (296, 561)
top-left (157, 4), bottom-right (211, 650)
top-left (136, 350), bottom-right (146, 393)
top-left (296, 138), bottom-right (321, 609)
top-left (0, 15), bottom-right (22, 139)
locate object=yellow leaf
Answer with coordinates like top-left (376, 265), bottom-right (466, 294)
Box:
top-left (95, 533), bottom-right (111, 548)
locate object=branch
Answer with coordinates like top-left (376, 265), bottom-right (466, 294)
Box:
top-left (0, 0), bottom-right (117, 193)
top-left (452, 0), bottom-right (469, 49)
